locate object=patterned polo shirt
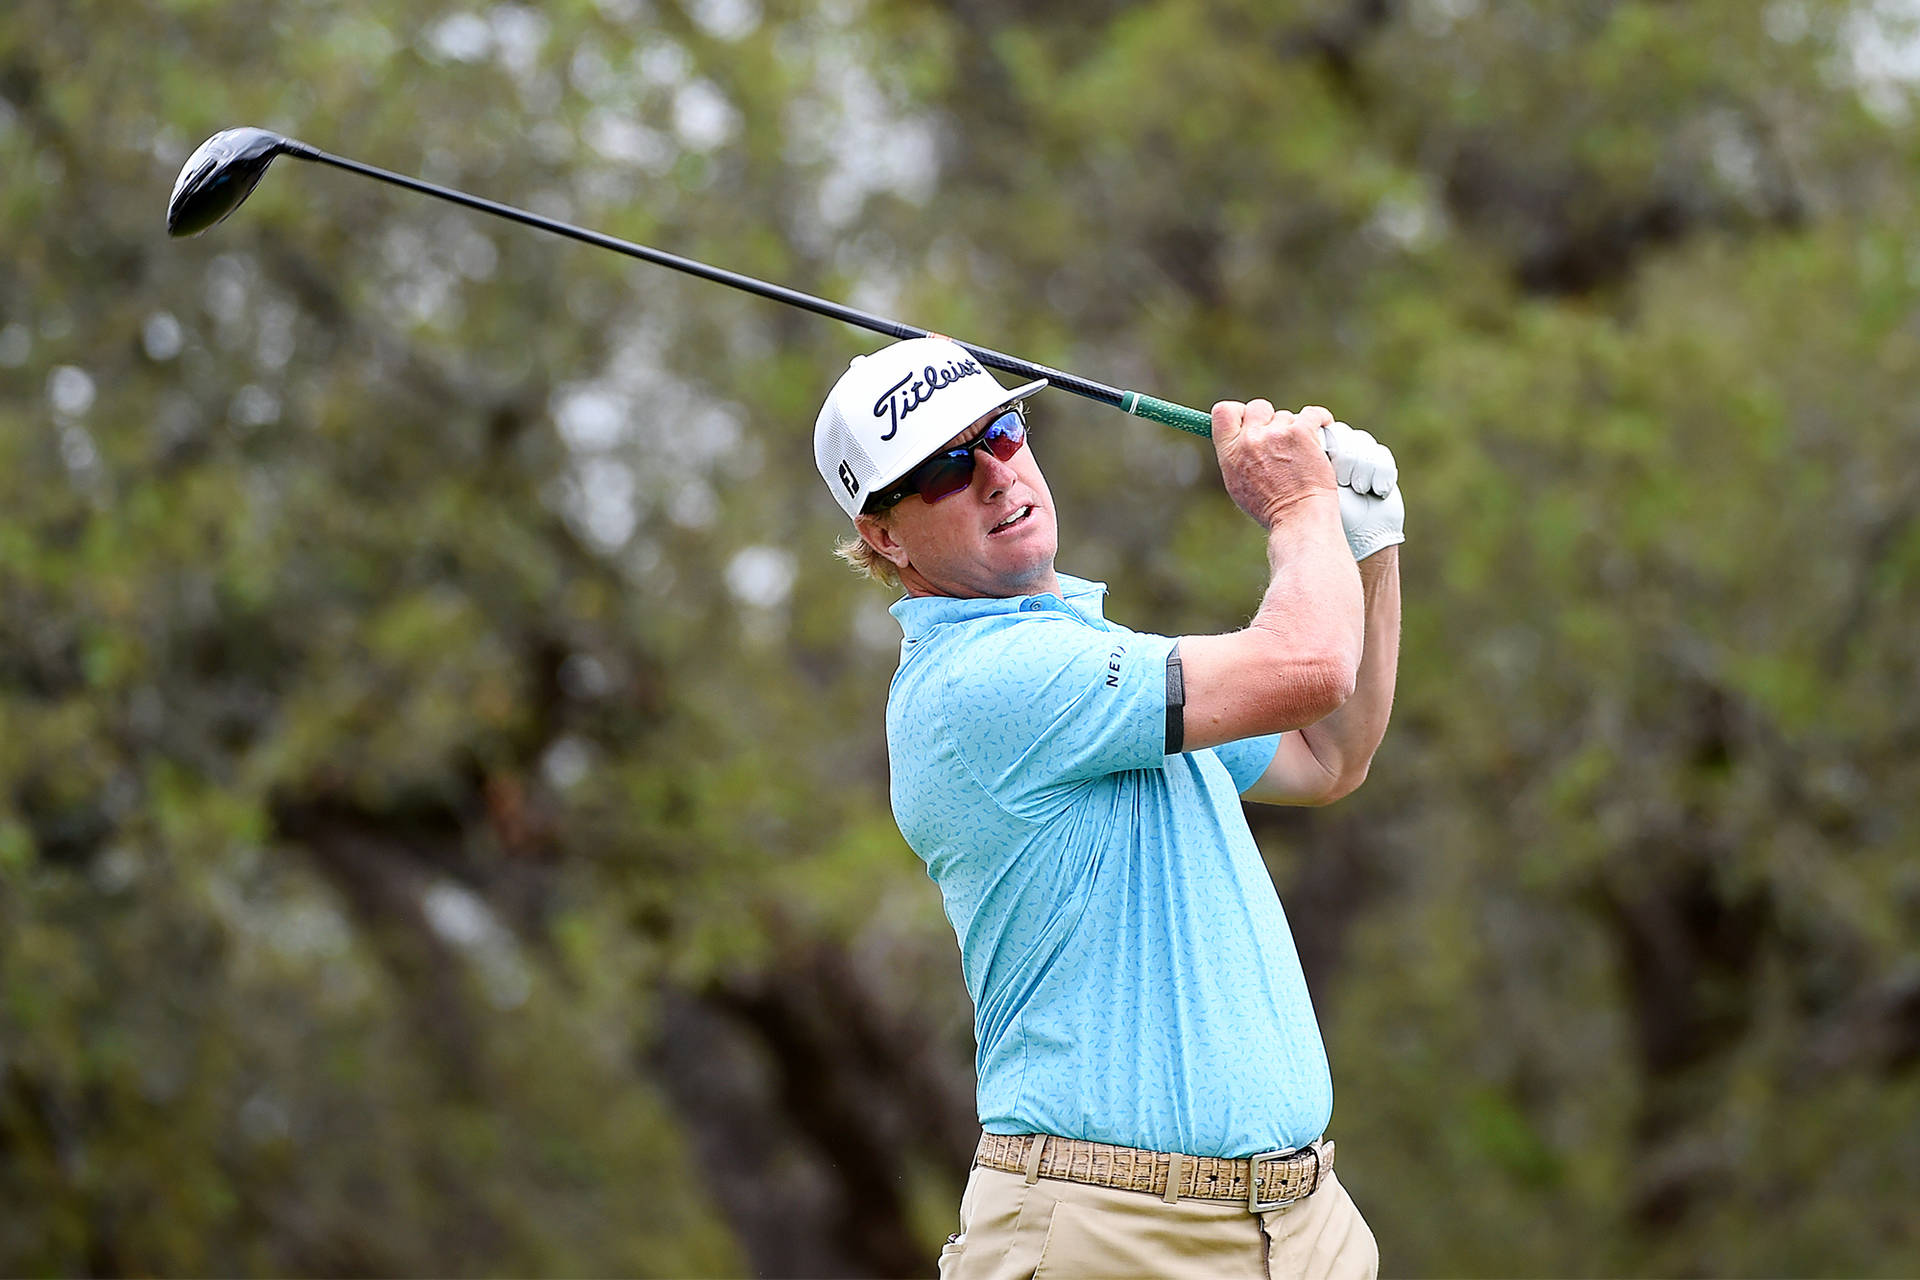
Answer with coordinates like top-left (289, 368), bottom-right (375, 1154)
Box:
top-left (886, 573), bottom-right (1333, 1158)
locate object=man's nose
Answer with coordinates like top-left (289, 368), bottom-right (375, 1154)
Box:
top-left (974, 449), bottom-right (1017, 498)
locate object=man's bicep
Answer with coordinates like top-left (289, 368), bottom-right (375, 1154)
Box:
top-left (1178, 629), bottom-right (1356, 753)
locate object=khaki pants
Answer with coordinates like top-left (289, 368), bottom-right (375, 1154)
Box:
top-left (938, 1164), bottom-right (1378, 1280)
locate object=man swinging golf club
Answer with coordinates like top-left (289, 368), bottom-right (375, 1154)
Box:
top-left (815, 338), bottom-right (1402, 1279)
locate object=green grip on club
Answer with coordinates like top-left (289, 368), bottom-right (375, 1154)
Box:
top-left (1121, 391), bottom-right (1213, 438)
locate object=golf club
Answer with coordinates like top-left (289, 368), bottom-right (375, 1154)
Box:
top-left (167, 126), bottom-right (1216, 438)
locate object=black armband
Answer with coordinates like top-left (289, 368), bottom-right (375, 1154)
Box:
top-left (1165, 643), bottom-right (1185, 756)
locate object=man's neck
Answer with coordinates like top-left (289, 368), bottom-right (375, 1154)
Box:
top-left (899, 565), bottom-right (1063, 600)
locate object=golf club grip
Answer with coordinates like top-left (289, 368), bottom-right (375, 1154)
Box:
top-left (1121, 393), bottom-right (1214, 438)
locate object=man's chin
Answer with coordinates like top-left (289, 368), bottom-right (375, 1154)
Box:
top-left (904, 520), bottom-right (1059, 599)
top-left (993, 544), bottom-right (1060, 597)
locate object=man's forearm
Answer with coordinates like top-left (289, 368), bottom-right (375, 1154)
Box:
top-left (1296, 546), bottom-right (1400, 792)
top-left (1177, 489), bottom-right (1364, 750)
top-left (1246, 491), bottom-right (1366, 681)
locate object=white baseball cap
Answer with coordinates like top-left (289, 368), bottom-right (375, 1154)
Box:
top-left (814, 337), bottom-right (1047, 519)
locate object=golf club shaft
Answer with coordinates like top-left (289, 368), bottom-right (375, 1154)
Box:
top-left (292, 146), bottom-right (1215, 437)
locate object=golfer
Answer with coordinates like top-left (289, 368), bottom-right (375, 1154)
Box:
top-left (814, 338), bottom-right (1402, 1280)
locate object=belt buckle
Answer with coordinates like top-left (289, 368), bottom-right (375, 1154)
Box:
top-left (1246, 1143), bottom-right (1318, 1212)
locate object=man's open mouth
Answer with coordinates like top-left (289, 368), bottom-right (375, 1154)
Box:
top-left (990, 506), bottom-right (1032, 533)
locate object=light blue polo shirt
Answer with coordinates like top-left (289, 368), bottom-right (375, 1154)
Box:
top-left (886, 573), bottom-right (1333, 1159)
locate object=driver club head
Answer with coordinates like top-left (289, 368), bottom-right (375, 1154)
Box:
top-left (166, 127), bottom-right (310, 238)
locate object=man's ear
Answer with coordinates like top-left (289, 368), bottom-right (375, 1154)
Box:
top-left (853, 513), bottom-right (912, 569)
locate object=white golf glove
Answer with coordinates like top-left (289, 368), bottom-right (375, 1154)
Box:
top-left (1321, 420), bottom-right (1405, 561)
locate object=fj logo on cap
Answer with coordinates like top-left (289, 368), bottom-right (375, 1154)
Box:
top-left (838, 460), bottom-right (859, 498)
top-left (872, 358), bottom-right (984, 441)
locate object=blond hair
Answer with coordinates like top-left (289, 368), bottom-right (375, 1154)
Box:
top-left (835, 527), bottom-right (901, 589)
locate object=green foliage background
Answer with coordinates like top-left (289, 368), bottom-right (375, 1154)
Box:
top-left (3, 0), bottom-right (1918, 1275)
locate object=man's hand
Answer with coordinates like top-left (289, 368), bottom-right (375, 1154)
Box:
top-left (1322, 420), bottom-right (1406, 561)
top-left (1210, 400), bottom-right (1339, 530)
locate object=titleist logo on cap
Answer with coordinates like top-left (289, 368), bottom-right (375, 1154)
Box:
top-left (872, 357), bottom-right (984, 440)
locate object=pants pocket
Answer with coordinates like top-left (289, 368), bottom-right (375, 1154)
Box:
top-left (942, 1168), bottom-right (1060, 1280)
top-left (937, 1231), bottom-right (967, 1280)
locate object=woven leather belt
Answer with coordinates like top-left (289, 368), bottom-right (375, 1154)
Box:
top-left (975, 1132), bottom-right (1333, 1213)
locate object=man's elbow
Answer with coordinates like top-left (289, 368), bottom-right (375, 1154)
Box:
top-left (1305, 757), bottom-right (1370, 806)
top-left (1291, 649), bottom-right (1359, 726)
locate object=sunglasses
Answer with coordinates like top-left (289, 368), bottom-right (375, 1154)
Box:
top-left (864, 406), bottom-right (1029, 514)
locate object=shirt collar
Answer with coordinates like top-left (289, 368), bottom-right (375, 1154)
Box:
top-left (890, 572), bottom-right (1110, 639)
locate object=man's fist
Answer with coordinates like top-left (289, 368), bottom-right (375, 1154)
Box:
top-left (1210, 400), bottom-right (1339, 531)
top-left (1322, 421), bottom-right (1405, 560)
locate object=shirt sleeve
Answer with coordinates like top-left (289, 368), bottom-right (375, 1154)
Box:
top-left (1211, 733), bottom-right (1284, 793)
top-left (943, 615), bottom-right (1179, 821)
